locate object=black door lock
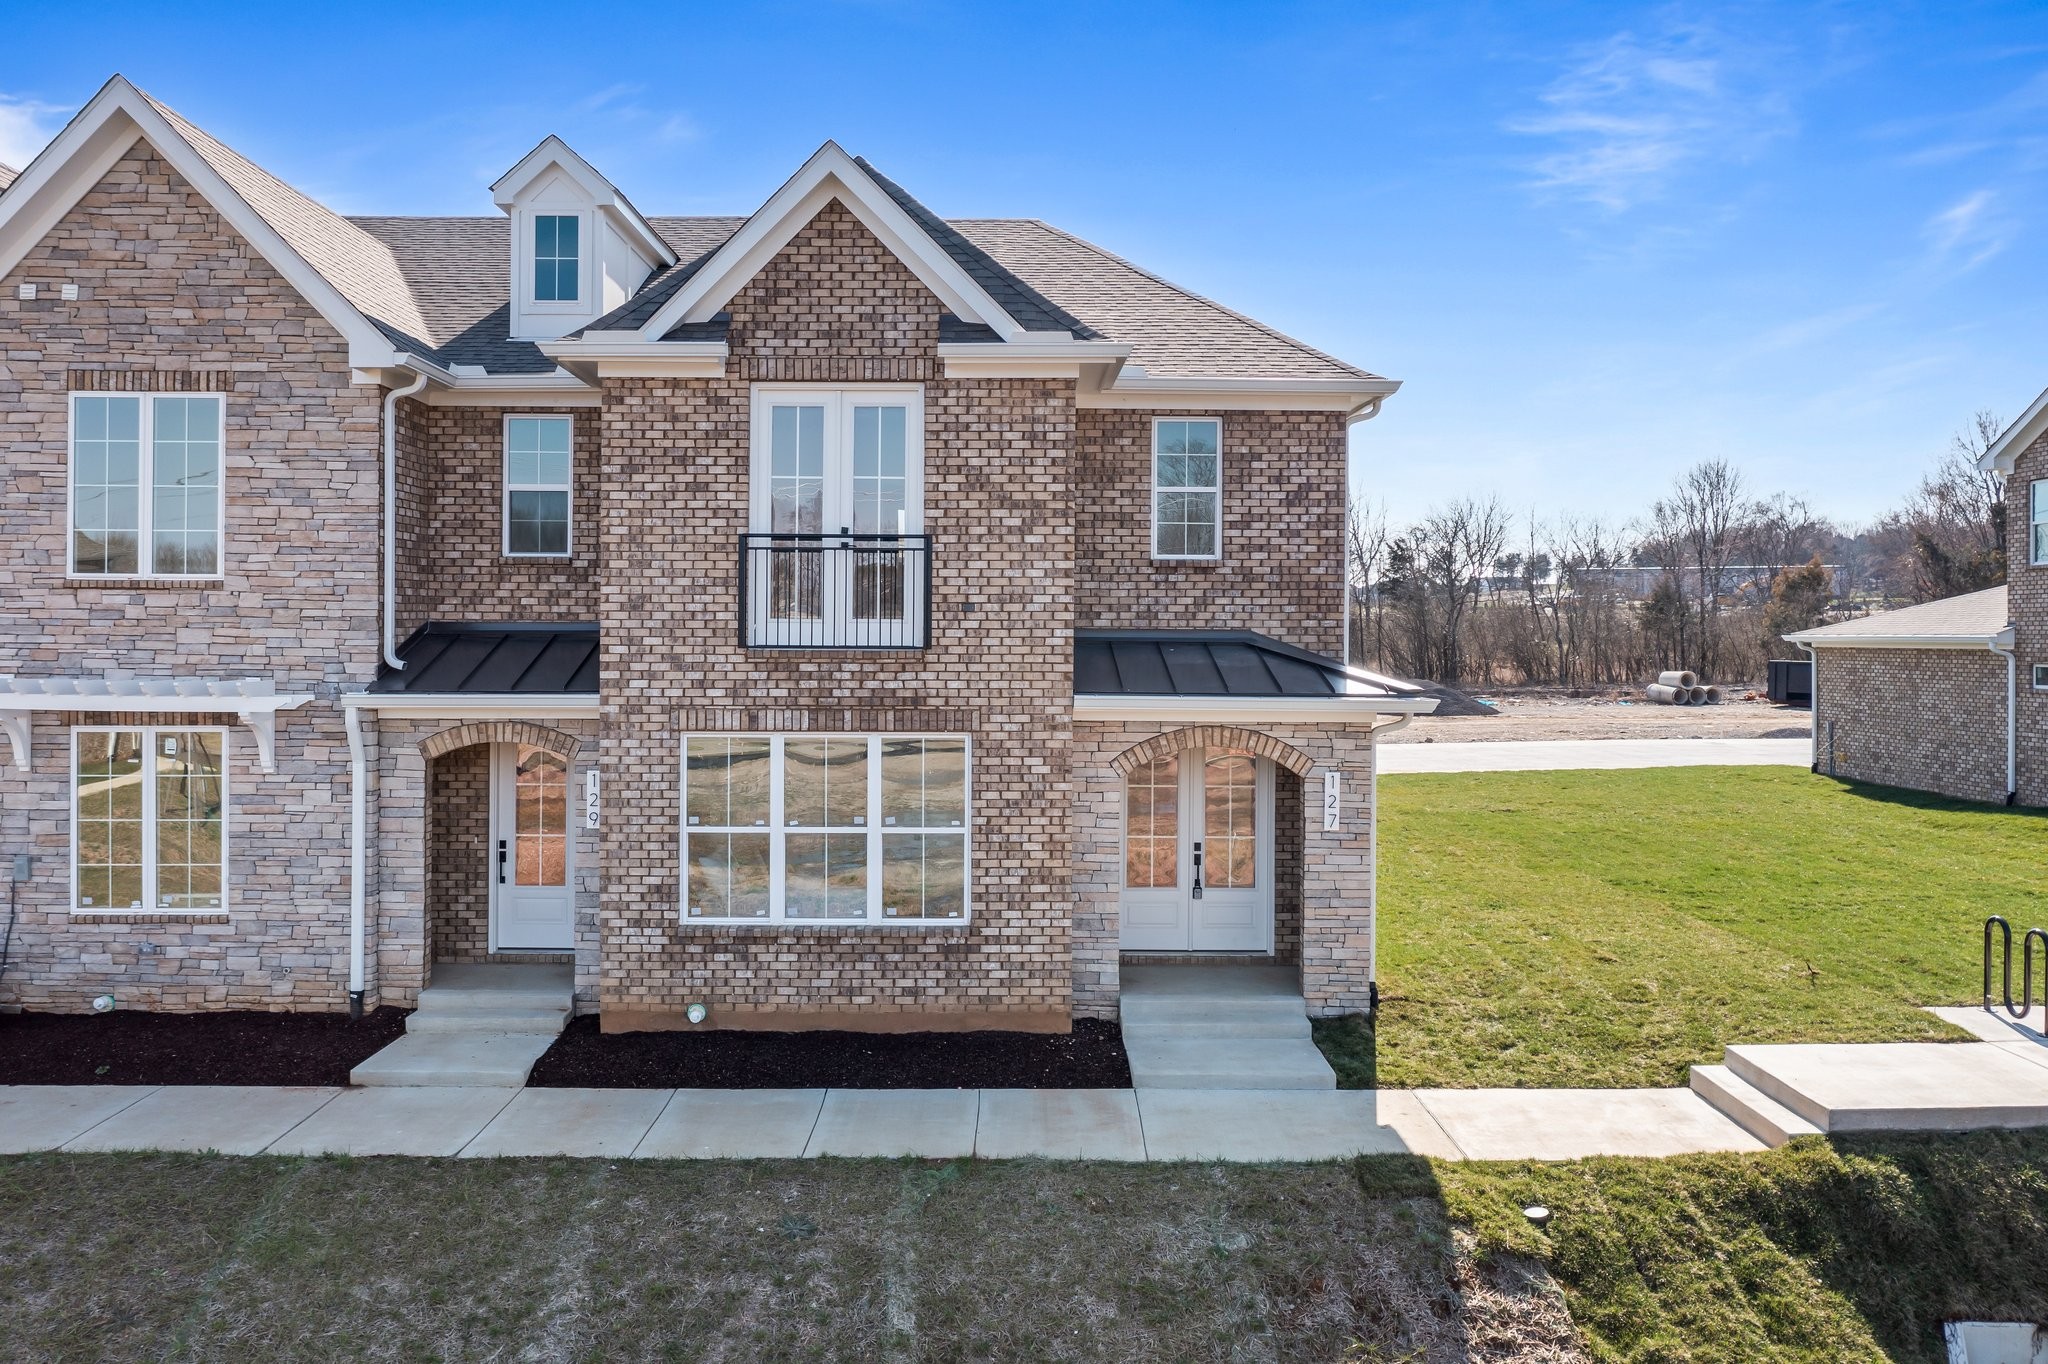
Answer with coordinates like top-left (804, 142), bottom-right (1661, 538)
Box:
top-left (1190, 840), bottom-right (1204, 900)
top-left (497, 839), bottom-right (508, 885)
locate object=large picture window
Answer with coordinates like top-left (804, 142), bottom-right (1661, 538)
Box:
top-left (73, 727), bottom-right (227, 913)
top-left (683, 734), bottom-right (968, 924)
top-left (70, 393), bottom-right (224, 577)
top-left (504, 415), bottom-right (573, 555)
top-left (1151, 418), bottom-right (1221, 560)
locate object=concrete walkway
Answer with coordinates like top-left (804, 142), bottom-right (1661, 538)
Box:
top-left (0, 1082), bottom-right (1759, 1162)
top-left (1378, 736), bottom-right (1812, 774)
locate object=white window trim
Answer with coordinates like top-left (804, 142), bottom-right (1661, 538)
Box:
top-left (1149, 415), bottom-right (1223, 562)
top-left (679, 733), bottom-right (971, 927)
top-left (502, 413), bottom-right (575, 558)
top-left (2033, 663), bottom-right (2048, 692)
top-left (2031, 479), bottom-right (2048, 567)
top-left (524, 210), bottom-right (588, 313)
top-left (71, 725), bottom-right (230, 916)
top-left (746, 385), bottom-right (927, 534)
top-left (67, 391), bottom-right (227, 580)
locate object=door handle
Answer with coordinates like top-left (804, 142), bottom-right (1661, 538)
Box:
top-left (497, 839), bottom-right (508, 885)
top-left (1190, 840), bottom-right (1203, 900)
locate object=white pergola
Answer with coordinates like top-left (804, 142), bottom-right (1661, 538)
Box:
top-left (0, 675), bottom-right (314, 774)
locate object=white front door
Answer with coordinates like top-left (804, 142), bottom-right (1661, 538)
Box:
top-left (1119, 747), bottom-right (1274, 953)
top-left (490, 743), bottom-right (574, 951)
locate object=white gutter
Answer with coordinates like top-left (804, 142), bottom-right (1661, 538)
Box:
top-left (345, 703), bottom-right (369, 1018)
top-left (1991, 632), bottom-right (2018, 805)
top-left (1073, 694), bottom-right (1438, 724)
top-left (340, 692), bottom-right (600, 721)
top-left (1786, 634), bottom-right (2003, 649)
top-left (1365, 711), bottom-right (1415, 1008)
top-left (381, 370), bottom-right (429, 669)
top-left (1796, 642), bottom-right (1819, 771)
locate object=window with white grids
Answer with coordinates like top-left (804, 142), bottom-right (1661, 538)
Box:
top-left (70, 393), bottom-right (224, 577)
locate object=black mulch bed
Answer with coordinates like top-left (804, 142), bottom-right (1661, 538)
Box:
top-left (0, 1007), bottom-right (412, 1086)
top-left (527, 1015), bottom-right (1133, 1089)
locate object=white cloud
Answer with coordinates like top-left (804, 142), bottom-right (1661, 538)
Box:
top-left (1509, 20), bottom-right (1790, 211)
top-left (0, 94), bottom-right (69, 172)
top-left (1923, 189), bottom-right (2011, 271)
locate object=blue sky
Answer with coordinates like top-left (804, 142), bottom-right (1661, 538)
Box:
top-left (4, 1), bottom-right (2043, 531)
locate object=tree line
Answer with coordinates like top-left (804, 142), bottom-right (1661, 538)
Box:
top-left (1348, 411), bottom-right (2008, 689)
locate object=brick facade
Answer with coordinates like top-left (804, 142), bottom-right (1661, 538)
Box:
top-left (0, 142), bottom-right (382, 1012)
top-left (2008, 431), bottom-right (2048, 807)
top-left (1076, 408), bottom-right (1346, 656)
top-left (1812, 647), bottom-right (2010, 804)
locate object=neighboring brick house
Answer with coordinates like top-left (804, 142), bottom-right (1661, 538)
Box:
top-left (0, 77), bottom-right (1430, 1031)
top-left (1786, 394), bottom-right (2048, 808)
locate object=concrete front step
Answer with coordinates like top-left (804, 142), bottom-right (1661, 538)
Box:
top-left (405, 1008), bottom-right (573, 1036)
top-left (350, 1033), bottom-right (557, 1088)
top-left (1723, 1042), bottom-right (2048, 1134)
top-left (1120, 995), bottom-right (1312, 1037)
top-left (1688, 1064), bottom-right (1821, 1147)
top-left (1124, 1037), bottom-right (1336, 1090)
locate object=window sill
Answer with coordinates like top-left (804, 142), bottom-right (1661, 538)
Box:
top-left (502, 555), bottom-right (576, 563)
top-left (679, 918), bottom-right (972, 933)
top-left (69, 912), bottom-right (231, 924)
top-left (63, 577), bottom-right (226, 591)
top-left (1148, 558), bottom-right (1224, 568)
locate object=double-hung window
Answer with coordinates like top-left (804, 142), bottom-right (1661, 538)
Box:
top-left (70, 393), bottom-right (224, 577)
top-left (683, 735), bottom-right (968, 923)
top-left (2031, 480), bottom-right (2047, 566)
top-left (533, 214), bottom-right (580, 303)
top-left (1152, 418), bottom-right (1221, 560)
top-left (504, 415), bottom-right (573, 555)
top-left (73, 727), bottom-right (227, 913)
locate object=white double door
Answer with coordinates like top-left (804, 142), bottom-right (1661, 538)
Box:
top-left (488, 743), bottom-right (574, 952)
top-left (1120, 747), bottom-right (1275, 953)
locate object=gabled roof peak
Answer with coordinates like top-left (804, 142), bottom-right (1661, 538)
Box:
top-left (489, 134), bottom-right (675, 267)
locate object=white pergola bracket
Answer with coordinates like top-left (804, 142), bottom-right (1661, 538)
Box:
top-left (0, 675), bottom-right (313, 775)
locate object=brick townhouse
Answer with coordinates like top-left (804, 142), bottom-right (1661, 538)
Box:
top-left (1786, 395), bottom-right (2048, 807)
top-left (0, 76), bottom-right (1431, 1038)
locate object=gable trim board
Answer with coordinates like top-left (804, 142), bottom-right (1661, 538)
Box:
top-left (1982, 382), bottom-right (2048, 476)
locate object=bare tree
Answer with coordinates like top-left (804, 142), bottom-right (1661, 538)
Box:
top-left (1651, 460), bottom-right (1747, 678)
top-left (1345, 499), bottom-right (1394, 667)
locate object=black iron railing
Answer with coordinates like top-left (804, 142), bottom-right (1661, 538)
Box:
top-left (738, 532), bottom-right (932, 649)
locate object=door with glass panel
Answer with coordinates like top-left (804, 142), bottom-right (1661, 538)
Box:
top-left (1120, 748), bottom-right (1273, 952)
top-left (490, 744), bottom-right (573, 951)
top-left (749, 390), bottom-right (924, 647)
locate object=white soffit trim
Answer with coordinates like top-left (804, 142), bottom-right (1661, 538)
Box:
top-left (536, 334), bottom-right (729, 382)
top-left (0, 675), bottom-right (313, 774)
top-left (0, 76), bottom-right (404, 371)
top-left (1073, 694), bottom-right (1439, 723)
top-left (489, 134), bottom-right (677, 268)
top-left (639, 141), bottom-right (1025, 341)
top-left (1788, 630), bottom-right (2014, 650)
top-left (340, 692), bottom-right (600, 721)
top-left (1980, 382), bottom-right (2048, 476)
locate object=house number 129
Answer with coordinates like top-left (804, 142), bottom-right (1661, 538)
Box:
top-left (585, 770), bottom-right (601, 829)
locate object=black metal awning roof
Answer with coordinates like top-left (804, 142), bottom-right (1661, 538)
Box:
top-left (1074, 630), bottom-right (1422, 700)
top-left (368, 622), bottom-right (598, 695)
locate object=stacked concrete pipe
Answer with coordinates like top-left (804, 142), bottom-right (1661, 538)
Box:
top-left (1646, 671), bottom-right (1722, 705)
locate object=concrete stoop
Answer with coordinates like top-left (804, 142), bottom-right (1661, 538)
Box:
top-left (1691, 1040), bottom-right (2048, 1138)
top-left (1119, 964), bottom-right (1335, 1090)
top-left (350, 964), bottom-right (573, 1088)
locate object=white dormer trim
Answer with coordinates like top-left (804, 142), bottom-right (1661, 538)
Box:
top-left (0, 75), bottom-right (406, 371)
top-left (1981, 382), bottom-right (2048, 477)
top-left (491, 135), bottom-right (676, 268)
top-left (638, 141), bottom-right (1026, 342)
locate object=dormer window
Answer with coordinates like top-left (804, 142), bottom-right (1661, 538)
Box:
top-left (533, 214), bottom-right (580, 303)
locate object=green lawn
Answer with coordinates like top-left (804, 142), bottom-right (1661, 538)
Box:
top-left (1360, 767), bottom-right (2047, 1090)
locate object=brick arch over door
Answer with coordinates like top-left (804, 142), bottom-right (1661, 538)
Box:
top-left (418, 720), bottom-right (583, 763)
top-left (1109, 724), bottom-right (1316, 779)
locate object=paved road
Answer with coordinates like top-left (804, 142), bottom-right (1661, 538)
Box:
top-left (1377, 736), bottom-right (1812, 774)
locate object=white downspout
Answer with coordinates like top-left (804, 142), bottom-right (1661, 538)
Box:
top-left (345, 700), bottom-right (369, 1017)
top-left (1364, 711), bottom-right (1415, 1013)
top-left (1991, 633), bottom-right (2017, 806)
top-left (382, 371), bottom-right (429, 670)
top-left (1797, 642), bottom-right (1819, 772)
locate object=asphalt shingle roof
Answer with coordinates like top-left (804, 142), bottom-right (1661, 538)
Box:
top-left (1786, 587), bottom-right (2012, 646)
top-left (0, 162), bottom-right (16, 193)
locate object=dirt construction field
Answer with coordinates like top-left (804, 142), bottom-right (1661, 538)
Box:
top-left (1382, 687), bottom-right (1813, 744)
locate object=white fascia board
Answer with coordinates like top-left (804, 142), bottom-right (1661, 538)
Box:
top-left (421, 370), bottom-right (600, 407)
top-left (490, 134), bottom-right (676, 267)
top-left (340, 692), bottom-right (600, 721)
top-left (1981, 383), bottom-right (2048, 475)
top-left (537, 335), bottom-right (728, 382)
top-left (1073, 694), bottom-right (1439, 723)
top-left (1078, 368), bottom-right (1403, 416)
top-left (1787, 630), bottom-right (2013, 649)
top-left (639, 142), bottom-right (1024, 341)
top-left (0, 78), bottom-right (405, 374)
top-left (940, 339), bottom-right (1131, 380)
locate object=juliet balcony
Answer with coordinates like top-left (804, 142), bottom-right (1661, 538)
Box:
top-left (738, 533), bottom-right (934, 650)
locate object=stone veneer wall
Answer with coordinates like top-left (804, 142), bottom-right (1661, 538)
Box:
top-left (0, 140), bottom-right (383, 1012)
top-left (394, 401), bottom-right (602, 633)
top-left (1072, 721), bottom-right (1378, 1018)
top-left (2007, 430), bottom-right (2048, 807)
top-left (1075, 409), bottom-right (1347, 657)
top-left (371, 718), bottom-right (601, 1009)
top-left (596, 200), bottom-right (1076, 1031)
top-left (1812, 647), bottom-right (2009, 804)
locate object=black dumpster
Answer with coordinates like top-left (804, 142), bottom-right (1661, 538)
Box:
top-left (1766, 658), bottom-right (1812, 706)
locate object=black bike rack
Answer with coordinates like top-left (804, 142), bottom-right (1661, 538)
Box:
top-left (1982, 915), bottom-right (2048, 1019)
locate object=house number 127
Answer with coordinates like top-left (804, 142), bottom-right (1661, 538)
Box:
top-left (1322, 772), bottom-right (1341, 832)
